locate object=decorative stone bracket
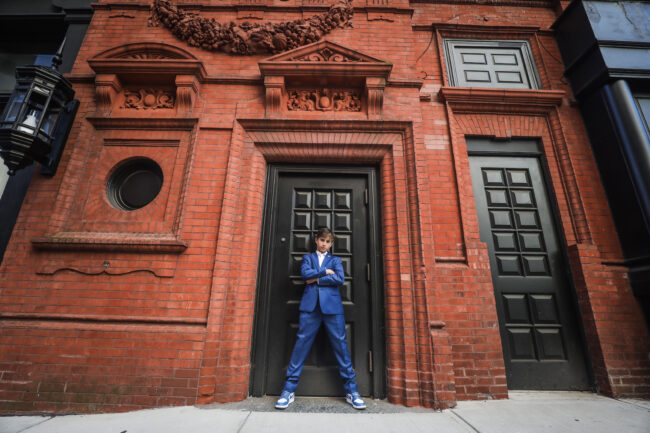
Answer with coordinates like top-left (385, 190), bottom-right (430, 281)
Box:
top-left (264, 76), bottom-right (285, 115)
top-left (175, 75), bottom-right (200, 111)
top-left (259, 40), bottom-right (392, 119)
top-left (365, 77), bottom-right (386, 118)
top-left (95, 74), bottom-right (123, 113)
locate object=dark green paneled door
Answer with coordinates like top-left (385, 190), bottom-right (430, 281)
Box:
top-left (469, 150), bottom-right (590, 390)
top-left (251, 166), bottom-right (384, 398)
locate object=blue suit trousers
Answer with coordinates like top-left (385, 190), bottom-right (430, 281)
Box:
top-left (282, 302), bottom-right (358, 394)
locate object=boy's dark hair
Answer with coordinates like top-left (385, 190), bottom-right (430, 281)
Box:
top-left (315, 227), bottom-right (335, 240)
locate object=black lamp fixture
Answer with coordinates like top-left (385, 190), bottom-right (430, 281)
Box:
top-left (0, 39), bottom-right (79, 176)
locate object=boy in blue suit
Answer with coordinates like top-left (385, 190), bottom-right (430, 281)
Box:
top-left (275, 228), bottom-right (366, 410)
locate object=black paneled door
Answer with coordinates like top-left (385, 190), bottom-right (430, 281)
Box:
top-left (469, 153), bottom-right (590, 390)
top-left (251, 166), bottom-right (384, 397)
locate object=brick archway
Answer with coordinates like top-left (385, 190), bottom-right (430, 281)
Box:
top-left (440, 86), bottom-right (650, 397)
top-left (195, 119), bottom-right (448, 408)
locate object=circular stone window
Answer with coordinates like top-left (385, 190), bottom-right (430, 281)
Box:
top-left (107, 158), bottom-right (163, 211)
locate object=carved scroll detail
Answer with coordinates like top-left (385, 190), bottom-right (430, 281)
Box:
top-left (148, 0), bottom-right (353, 55)
top-left (175, 75), bottom-right (199, 111)
top-left (366, 77), bottom-right (385, 118)
top-left (287, 89), bottom-right (362, 112)
top-left (122, 89), bottom-right (175, 110)
top-left (265, 76), bottom-right (285, 117)
top-left (95, 74), bottom-right (122, 115)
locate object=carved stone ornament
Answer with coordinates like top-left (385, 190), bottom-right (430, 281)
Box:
top-left (148, 0), bottom-right (353, 55)
top-left (287, 88), bottom-right (361, 112)
top-left (258, 40), bottom-right (392, 118)
top-left (122, 89), bottom-right (175, 110)
top-left (289, 47), bottom-right (366, 62)
top-left (118, 52), bottom-right (174, 59)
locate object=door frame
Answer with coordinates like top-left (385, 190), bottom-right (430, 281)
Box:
top-left (250, 164), bottom-right (386, 398)
top-left (466, 136), bottom-right (594, 390)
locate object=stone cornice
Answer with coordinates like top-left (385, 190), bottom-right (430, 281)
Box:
top-left (67, 73), bottom-right (421, 88)
top-left (410, 0), bottom-right (554, 7)
top-left (238, 118), bottom-right (411, 134)
top-left (86, 116), bottom-right (198, 130)
top-left (88, 59), bottom-right (207, 81)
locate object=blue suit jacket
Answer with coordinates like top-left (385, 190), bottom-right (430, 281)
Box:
top-left (299, 252), bottom-right (345, 314)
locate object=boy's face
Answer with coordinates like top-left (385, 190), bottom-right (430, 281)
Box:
top-left (315, 235), bottom-right (333, 254)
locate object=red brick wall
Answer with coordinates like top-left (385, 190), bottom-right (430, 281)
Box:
top-left (1, 0), bottom-right (648, 413)
top-left (0, 321), bottom-right (203, 412)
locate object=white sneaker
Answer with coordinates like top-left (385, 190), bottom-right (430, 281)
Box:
top-left (275, 391), bottom-right (294, 409)
top-left (346, 392), bottom-right (366, 410)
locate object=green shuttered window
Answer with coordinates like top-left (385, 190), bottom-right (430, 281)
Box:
top-left (444, 39), bottom-right (541, 90)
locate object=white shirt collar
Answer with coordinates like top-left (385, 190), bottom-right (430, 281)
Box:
top-left (316, 250), bottom-right (327, 266)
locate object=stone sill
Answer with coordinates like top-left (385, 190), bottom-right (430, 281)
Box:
top-left (439, 86), bottom-right (566, 114)
top-left (31, 232), bottom-right (188, 253)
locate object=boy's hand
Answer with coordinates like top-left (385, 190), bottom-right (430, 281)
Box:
top-left (306, 278), bottom-right (317, 284)
top-left (326, 269), bottom-right (335, 275)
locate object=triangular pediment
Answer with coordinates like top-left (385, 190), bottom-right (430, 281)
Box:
top-left (259, 40), bottom-right (392, 79)
top-left (263, 40), bottom-right (386, 64)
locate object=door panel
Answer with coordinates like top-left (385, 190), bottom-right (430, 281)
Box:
top-left (254, 169), bottom-right (380, 396)
top-left (469, 154), bottom-right (590, 390)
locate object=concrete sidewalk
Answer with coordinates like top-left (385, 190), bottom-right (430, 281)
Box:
top-left (1, 392), bottom-right (649, 433)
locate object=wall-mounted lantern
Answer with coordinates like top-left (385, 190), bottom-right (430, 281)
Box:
top-left (0, 40), bottom-right (79, 176)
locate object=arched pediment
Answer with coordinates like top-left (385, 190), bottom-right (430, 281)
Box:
top-left (92, 42), bottom-right (197, 61)
top-left (88, 42), bottom-right (205, 78)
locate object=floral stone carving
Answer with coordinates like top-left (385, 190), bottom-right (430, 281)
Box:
top-left (289, 47), bottom-right (366, 62)
top-left (148, 0), bottom-right (353, 55)
top-left (122, 89), bottom-right (175, 110)
top-left (287, 89), bottom-right (361, 112)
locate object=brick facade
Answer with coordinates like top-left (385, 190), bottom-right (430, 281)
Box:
top-left (1, 0), bottom-right (648, 413)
